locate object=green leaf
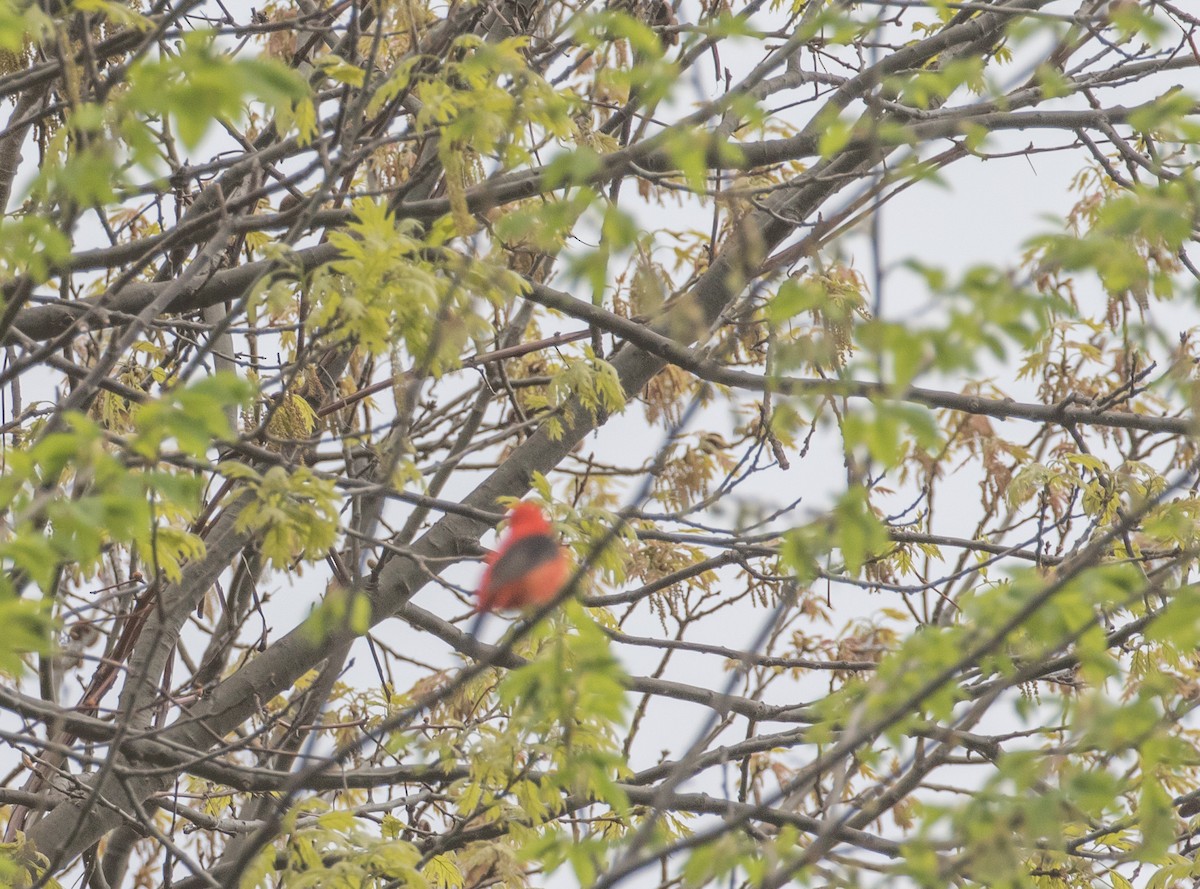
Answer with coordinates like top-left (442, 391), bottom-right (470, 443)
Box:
top-left (543, 147), bottom-right (604, 189)
top-left (1137, 776), bottom-right (1174, 861)
top-left (833, 487), bottom-right (889, 576)
top-left (0, 595), bottom-right (52, 676)
top-left (425, 854), bottom-right (464, 889)
top-left (766, 277), bottom-right (824, 323)
top-left (122, 31), bottom-right (313, 151)
top-left (817, 114), bottom-right (852, 158)
top-left (315, 54), bottom-right (366, 88)
top-left (233, 466), bottom-right (341, 569)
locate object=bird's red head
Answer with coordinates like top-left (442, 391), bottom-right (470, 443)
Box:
top-left (505, 501), bottom-right (552, 536)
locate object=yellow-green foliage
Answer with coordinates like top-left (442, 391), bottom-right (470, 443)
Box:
top-left (0, 834), bottom-right (60, 888)
top-left (226, 464), bottom-right (341, 569)
top-left (452, 604), bottom-right (631, 884)
top-left (311, 199), bottom-right (525, 372)
top-left (240, 797), bottom-right (449, 889)
top-left (525, 347), bottom-right (627, 440)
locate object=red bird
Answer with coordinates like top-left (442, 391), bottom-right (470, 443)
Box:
top-left (474, 502), bottom-right (570, 617)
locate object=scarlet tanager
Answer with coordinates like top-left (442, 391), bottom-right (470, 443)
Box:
top-left (473, 502), bottom-right (569, 620)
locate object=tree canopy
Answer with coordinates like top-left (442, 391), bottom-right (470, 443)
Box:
top-left (2, 0), bottom-right (1200, 887)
